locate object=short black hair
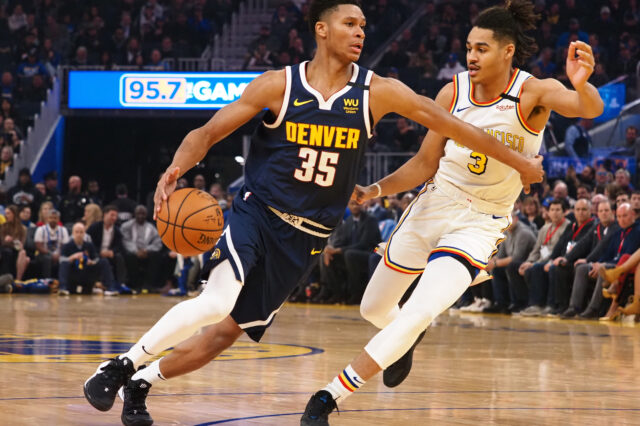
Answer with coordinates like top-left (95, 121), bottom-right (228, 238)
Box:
top-left (308, 0), bottom-right (362, 35)
top-left (474, 0), bottom-right (539, 65)
top-left (103, 204), bottom-right (118, 214)
top-left (549, 198), bottom-right (567, 211)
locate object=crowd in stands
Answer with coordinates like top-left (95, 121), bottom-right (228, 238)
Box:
top-left (0, 0), bottom-right (237, 183)
top-left (0, 168), bottom-right (234, 296)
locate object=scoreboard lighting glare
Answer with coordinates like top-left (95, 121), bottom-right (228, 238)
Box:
top-left (68, 71), bottom-right (261, 109)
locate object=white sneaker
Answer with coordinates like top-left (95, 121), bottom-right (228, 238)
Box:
top-left (58, 289), bottom-right (70, 296)
top-left (104, 290), bottom-right (120, 297)
top-left (460, 298), bottom-right (482, 312)
top-left (520, 305), bottom-right (543, 317)
top-left (469, 298), bottom-right (492, 312)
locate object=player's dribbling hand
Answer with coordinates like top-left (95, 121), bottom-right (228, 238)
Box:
top-left (154, 167), bottom-right (180, 220)
top-left (520, 155), bottom-right (544, 194)
top-left (566, 41), bottom-right (595, 91)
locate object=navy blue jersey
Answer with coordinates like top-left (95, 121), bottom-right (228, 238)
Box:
top-left (244, 61), bottom-right (373, 228)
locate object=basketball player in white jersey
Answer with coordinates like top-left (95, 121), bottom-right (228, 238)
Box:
top-left (301, 1), bottom-right (604, 423)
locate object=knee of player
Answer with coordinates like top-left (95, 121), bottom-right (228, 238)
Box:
top-left (198, 294), bottom-right (234, 321)
top-left (359, 300), bottom-right (379, 323)
top-left (401, 310), bottom-right (435, 333)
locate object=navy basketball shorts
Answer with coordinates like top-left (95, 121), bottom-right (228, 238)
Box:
top-left (201, 192), bottom-right (327, 342)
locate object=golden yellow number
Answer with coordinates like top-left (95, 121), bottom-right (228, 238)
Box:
top-left (468, 152), bottom-right (487, 175)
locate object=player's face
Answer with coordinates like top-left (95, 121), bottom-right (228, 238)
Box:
top-left (466, 27), bottom-right (514, 83)
top-left (321, 5), bottom-right (366, 62)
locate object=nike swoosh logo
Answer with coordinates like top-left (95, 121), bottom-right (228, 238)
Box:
top-left (311, 249), bottom-right (322, 255)
top-left (294, 98), bottom-right (313, 106)
top-left (456, 106), bottom-right (470, 112)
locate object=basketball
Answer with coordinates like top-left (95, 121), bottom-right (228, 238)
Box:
top-left (156, 188), bottom-right (224, 256)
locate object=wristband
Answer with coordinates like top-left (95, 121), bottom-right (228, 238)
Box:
top-left (372, 182), bottom-right (382, 198)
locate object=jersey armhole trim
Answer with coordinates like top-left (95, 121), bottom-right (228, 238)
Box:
top-left (448, 74), bottom-right (459, 113)
top-left (363, 70), bottom-right (374, 138)
top-left (263, 66), bottom-right (292, 129)
top-left (516, 77), bottom-right (542, 136)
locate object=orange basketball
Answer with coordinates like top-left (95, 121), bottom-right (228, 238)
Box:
top-left (156, 188), bottom-right (224, 256)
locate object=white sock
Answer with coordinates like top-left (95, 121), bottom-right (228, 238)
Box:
top-left (323, 364), bottom-right (366, 403)
top-left (120, 260), bottom-right (241, 368)
top-left (131, 359), bottom-right (166, 385)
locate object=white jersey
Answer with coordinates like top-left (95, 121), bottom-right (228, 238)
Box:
top-left (434, 69), bottom-right (544, 216)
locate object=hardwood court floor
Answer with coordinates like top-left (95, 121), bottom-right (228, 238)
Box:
top-left (1, 295), bottom-right (640, 425)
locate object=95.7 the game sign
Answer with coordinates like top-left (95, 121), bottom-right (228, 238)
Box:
top-left (68, 71), bottom-right (261, 109)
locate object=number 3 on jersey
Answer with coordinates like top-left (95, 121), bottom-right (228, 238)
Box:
top-left (468, 152), bottom-right (487, 175)
top-left (294, 147), bottom-right (340, 187)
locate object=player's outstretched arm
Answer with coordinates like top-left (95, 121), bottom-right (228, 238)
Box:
top-left (153, 70), bottom-right (286, 218)
top-left (353, 84), bottom-right (452, 203)
top-left (531, 41), bottom-right (604, 118)
top-left (370, 75), bottom-right (543, 189)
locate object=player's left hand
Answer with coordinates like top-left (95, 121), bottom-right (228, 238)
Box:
top-left (520, 155), bottom-right (544, 194)
top-left (351, 184), bottom-right (378, 204)
top-left (566, 41), bottom-right (595, 92)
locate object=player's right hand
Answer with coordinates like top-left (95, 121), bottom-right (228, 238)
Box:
top-left (154, 166), bottom-right (180, 220)
top-left (520, 155), bottom-right (544, 194)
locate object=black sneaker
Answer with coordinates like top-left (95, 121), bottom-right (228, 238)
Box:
top-left (383, 330), bottom-right (426, 388)
top-left (121, 375), bottom-right (154, 426)
top-left (300, 390), bottom-right (337, 426)
top-left (84, 357), bottom-right (135, 411)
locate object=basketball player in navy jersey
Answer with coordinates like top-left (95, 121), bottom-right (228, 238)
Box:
top-left (83, 1), bottom-right (543, 424)
top-left (301, 1), bottom-right (604, 424)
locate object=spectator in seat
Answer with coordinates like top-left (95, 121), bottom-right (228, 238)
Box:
top-left (559, 200), bottom-right (617, 318)
top-left (614, 168), bottom-right (634, 192)
top-left (3, 118), bottom-right (24, 153)
top-left (86, 179), bottom-right (103, 206)
top-left (82, 203), bottom-right (102, 229)
top-left (365, 197), bottom-right (390, 222)
top-left (563, 118), bottom-right (593, 161)
top-left (17, 48), bottom-right (49, 78)
top-left (146, 49), bottom-right (169, 71)
top-left (61, 175), bottom-right (89, 225)
top-left (612, 126), bottom-right (639, 158)
top-left (379, 41), bottom-right (409, 70)
top-left (522, 196), bottom-right (544, 231)
top-left (8, 4), bottom-right (28, 34)
top-left (391, 118), bottom-right (419, 152)
top-left (58, 222), bottom-right (119, 296)
top-left (544, 199), bottom-right (595, 315)
top-left (0, 146), bottom-right (13, 179)
top-left (579, 203), bottom-right (640, 320)
top-left (110, 183), bottom-right (136, 224)
top-left (516, 199), bottom-right (570, 316)
top-left (320, 199), bottom-right (381, 305)
top-left (19, 205), bottom-right (35, 229)
top-left (193, 174), bottom-right (206, 191)
top-left (8, 168), bottom-right (42, 217)
top-left (42, 170), bottom-right (61, 208)
top-left (121, 205), bottom-right (162, 293)
top-left (484, 211), bottom-right (536, 314)
top-left (0, 205), bottom-right (30, 280)
top-left (437, 52), bottom-right (465, 81)
top-left (87, 204), bottom-right (131, 293)
top-left (21, 74), bottom-right (47, 103)
top-left (0, 72), bottom-right (16, 101)
top-left (245, 41), bottom-right (275, 70)
top-left (34, 209), bottom-right (69, 278)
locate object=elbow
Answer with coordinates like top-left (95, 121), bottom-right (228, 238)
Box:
top-left (584, 98), bottom-right (605, 119)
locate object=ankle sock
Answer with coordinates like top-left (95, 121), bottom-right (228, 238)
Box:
top-left (323, 364), bottom-right (365, 402)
